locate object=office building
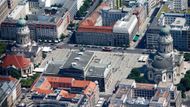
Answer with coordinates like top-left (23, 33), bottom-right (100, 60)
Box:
top-left (1, 0), bottom-right (77, 41)
top-left (101, 7), bottom-right (128, 26)
top-left (146, 17), bottom-right (190, 51)
top-left (109, 79), bottom-right (182, 107)
top-left (43, 50), bottom-right (114, 92)
top-left (173, 0), bottom-right (188, 11)
top-left (147, 25), bottom-right (184, 84)
top-left (112, 0), bottom-right (122, 9)
top-left (0, 76), bottom-right (21, 107)
top-left (75, 3), bottom-right (138, 47)
top-left (0, 0), bottom-right (9, 24)
top-left (28, 0), bottom-right (39, 9)
top-left (31, 76), bottom-right (100, 107)
top-left (122, 0), bottom-right (160, 16)
top-left (7, 0), bottom-right (19, 10)
top-left (58, 51), bottom-right (94, 80)
top-left (86, 63), bottom-right (113, 92)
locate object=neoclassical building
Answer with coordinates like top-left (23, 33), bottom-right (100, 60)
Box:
top-left (147, 25), bottom-right (184, 84)
top-left (10, 18), bottom-right (42, 64)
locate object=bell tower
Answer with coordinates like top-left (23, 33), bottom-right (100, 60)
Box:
top-left (158, 25), bottom-right (173, 57)
top-left (16, 18), bottom-right (31, 47)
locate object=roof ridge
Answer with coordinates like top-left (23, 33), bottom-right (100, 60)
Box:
top-left (14, 55), bottom-right (22, 68)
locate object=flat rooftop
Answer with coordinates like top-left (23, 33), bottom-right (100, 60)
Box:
top-left (86, 64), bottom-right (108, 78)
top-left (157, 4), bottom-right (190, 18)
top-left (171, 17), bottom-right (186, 26)
top-left (61, 51), bottom-right (94, 71)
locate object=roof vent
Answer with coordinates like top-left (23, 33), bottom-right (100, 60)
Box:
top-left (95, 81), bottom-right (98, 85)
top-left (89, 68), bottom-right (93, 72)
top-left (78, 52), bottom-right (83, 55)
top-left (74, 57), bottom-right (80, 61)
top-left (71, 62), bottom-right (77, 67)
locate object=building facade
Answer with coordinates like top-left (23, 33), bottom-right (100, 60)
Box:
top-left (101, 7), bottom-right (128, 26)
top-left (109, 79), bottom-right (182, 107)
top-left (173, 0), bottom-right (188, 11)
top-left (146, 16), bottom-right (190, 51)
top-left (31, 76), bottom-right (100, 107)
top-left (76, 13), bottom-right (138, 47)
top-left (1, 0), bottom-right (77, 41)
top-left (0, 0), bottom-right (9, 24)
top-left (0, 76), bottom-right (21, 107)
top-left (7, 0), bottom-right (19, 10)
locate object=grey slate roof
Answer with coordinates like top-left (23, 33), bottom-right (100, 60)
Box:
top-left (62, 51), bottom-right (94, 71)
top-left (152, 55), bottom-right (173, 70)
top-left (44, 61), bottom-right (64, 75)
top-left (86, 64), bottom-right (108, 78)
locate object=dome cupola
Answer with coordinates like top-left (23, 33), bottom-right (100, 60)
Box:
top-left (17, 18), bottom-right (26, 27)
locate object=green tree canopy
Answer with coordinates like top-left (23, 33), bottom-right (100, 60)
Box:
top-left (127, 68), bottom-right (148, 83)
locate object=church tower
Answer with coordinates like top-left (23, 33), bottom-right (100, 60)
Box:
top-left (147, 25), bottom-right (184, 84)
top-left (16, 18), bottom-right (31, 47)
top-left (158, 25), bottom-right (174, 58)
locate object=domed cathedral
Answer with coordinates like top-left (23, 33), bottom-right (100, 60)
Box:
top-left (16, 18), bottom-right (31, 47)
top-left (10, 18), bottom-right (42, 65)
top-left (147, 25), bottom-right (184, 84)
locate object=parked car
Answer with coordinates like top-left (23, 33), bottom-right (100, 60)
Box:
top-left (102, 47), bottom-right (112, 52)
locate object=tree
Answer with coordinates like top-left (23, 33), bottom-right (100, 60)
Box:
top-left (60, 33), bottom-right (65, 40)
top-left (0, 43), bottom-right (6, 56)
top-left (8, 68), bottom-right (21, 79)
top-left (184, 53), bottom-right (190, 61)
top-left (127, 68), bottom-right (149, 83)
top-left (177, 70), bottom-right (190, 98)
top-left (20, 73), bottom-right (40, 88)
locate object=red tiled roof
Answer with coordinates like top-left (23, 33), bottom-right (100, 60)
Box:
top-left (60, 90), bottom-right (76, 98)
top-left (78, 26), bottom-right (113, 33)
top-left (1, 55), bottom-right (31, 69)
top-left (46, 76), bottom-right (74, 84)
top-left (72, 80), bottom-right (90, 88)
top-left (32, 76), bottom-right (97, 97)
top-left (77, 2), bottom-right (113, 33)
top-left (84, 82), bottom-right (96, 95)
top-left (79, 3), bottom-right (108, 27)
top-left (35, 88), bottom-right (53, 94)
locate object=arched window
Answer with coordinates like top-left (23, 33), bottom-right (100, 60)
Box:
top-left (169, 74), bottom-right (172, 79)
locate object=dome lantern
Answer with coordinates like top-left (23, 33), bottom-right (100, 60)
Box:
top-left (159, 25), bottom-right (171, 36)
top-left (17, 18), bottom-right (26, 27)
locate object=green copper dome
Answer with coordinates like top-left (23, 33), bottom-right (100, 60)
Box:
top-left (160, 25), bottom-right (171, 36)
top-left (17, 18), bottom-right (26, 27)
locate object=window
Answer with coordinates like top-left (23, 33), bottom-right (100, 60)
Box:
top-left (149, 73), bottom-right (152, 78)
top-left (169, 74), bottom-right (172, 79)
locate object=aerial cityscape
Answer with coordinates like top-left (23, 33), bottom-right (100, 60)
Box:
top-left (0, 0), bottom-right (190, 107)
